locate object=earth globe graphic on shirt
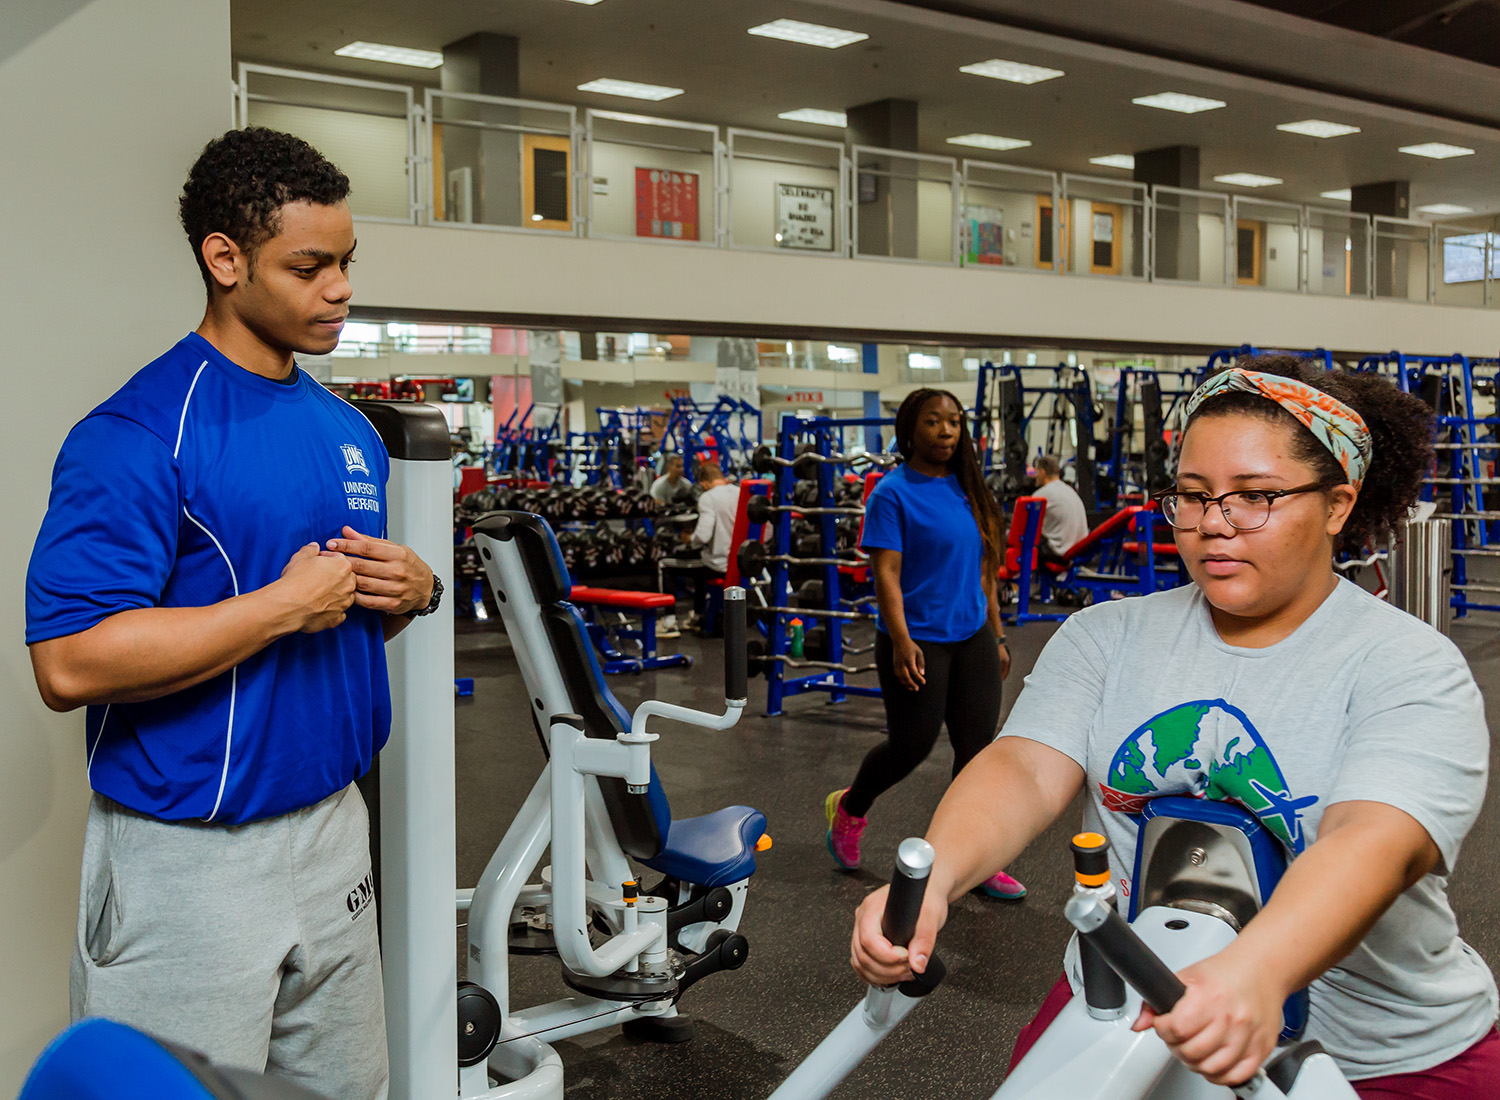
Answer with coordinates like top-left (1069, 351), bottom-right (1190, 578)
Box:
top-left (1100, 699), bottom-right (1319, 852)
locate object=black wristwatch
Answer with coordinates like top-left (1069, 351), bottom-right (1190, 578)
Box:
top-left (407, 573), bottom-right (443, 619)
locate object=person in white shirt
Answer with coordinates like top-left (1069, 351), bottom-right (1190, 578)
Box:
top-left (650, 453), bottom-right (694, 506)
top-left (681, 462), bottom-right (740, 632)
top-left (1032, 454), bottom-right (1090, 565)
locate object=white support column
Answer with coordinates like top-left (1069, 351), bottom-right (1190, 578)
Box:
top-left (360, 402), bottom-right (458, 1100)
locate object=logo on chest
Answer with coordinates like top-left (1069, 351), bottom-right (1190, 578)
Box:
top-left (1100, 699), bottom-right (1319, 852)
top-left (340, 443), bottom-right (370, 476)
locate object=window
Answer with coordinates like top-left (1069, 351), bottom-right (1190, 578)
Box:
top-left (1035, 194), bottom-right (1070, 270)
top-left (523, 134), bottom-right (572, 231)
top-left (1089, 203), bottom-right (1122, 275)
top-left (1236, 220), bottom-right (1264, 286)
top-left (1442, 232), bottom-right (1499, 284)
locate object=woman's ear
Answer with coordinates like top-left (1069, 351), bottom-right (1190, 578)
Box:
top-left (1325, 484), bottom-right (1358, 538)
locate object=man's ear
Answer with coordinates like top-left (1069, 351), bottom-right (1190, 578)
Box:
top-left (200, 232), bottom-right (244, 291)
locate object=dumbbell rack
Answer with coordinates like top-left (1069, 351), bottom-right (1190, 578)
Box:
top-left (763, 413), bottom-right (894, 717)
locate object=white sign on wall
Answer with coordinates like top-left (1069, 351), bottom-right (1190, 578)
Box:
top-left (775, 183), bottom-right (835, 252)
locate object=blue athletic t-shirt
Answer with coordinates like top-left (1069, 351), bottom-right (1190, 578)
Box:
top-left (859, 464), bottom-right (988, 643)
top-left (25, 332), bottom-right (392, 825)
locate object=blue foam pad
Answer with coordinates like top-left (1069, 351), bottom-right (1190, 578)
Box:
top-left (641, 805), bottom-right (767, 888)
top-left (20, 1019), bottom-right (211, 1100)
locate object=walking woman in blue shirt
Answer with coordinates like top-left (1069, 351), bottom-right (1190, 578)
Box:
top-left (825, 387), bottom-right (1025, 900)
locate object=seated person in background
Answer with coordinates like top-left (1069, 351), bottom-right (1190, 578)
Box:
top-left (682, 462), bottom-right (739, 632)
top-left (650, 453), bottom-right (696, 506)
top-left (1032, 453), bottom-right (1089, 566)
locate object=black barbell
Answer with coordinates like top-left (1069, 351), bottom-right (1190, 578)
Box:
top-left (745, 495), bottom-right (864, 525)
top-left (736, 540), bottom-right (867, 578)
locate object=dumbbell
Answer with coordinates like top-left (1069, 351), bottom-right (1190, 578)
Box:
top-left (746, 495), bottom-right (864, 526)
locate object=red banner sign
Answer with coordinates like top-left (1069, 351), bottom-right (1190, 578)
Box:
top-left (636, 168), bottom-right (699, 241)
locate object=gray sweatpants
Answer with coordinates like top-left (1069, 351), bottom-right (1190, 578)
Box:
top-left (71, 783), bottom-right (388, 1100)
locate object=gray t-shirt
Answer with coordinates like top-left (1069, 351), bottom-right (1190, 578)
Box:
top-left (1035, 477), bottom-right (1089, 555)
top-left (1000, 578), bottom-right (1496, 1078)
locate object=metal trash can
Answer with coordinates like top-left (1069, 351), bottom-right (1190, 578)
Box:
top-left (1388, 516), bottom-right (1453, 635)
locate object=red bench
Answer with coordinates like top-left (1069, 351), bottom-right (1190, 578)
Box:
top-left (568, 586), bottom-right (689, 674)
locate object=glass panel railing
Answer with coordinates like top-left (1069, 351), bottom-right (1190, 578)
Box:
top-left (1232, 196), bottom-right (1304, 292)
top-left (1150, 187), bottom-right (1230, 286)
top-left (1305, 208), bottom-right (1371, 298)
top-left (1434, 224), bottom-right (1495, 309)
top-left (1372, 216), bottom-right (1434, 302)
top-left (851, 146), bottom-right (959, 265)
top-left (959, 161), bottom-right (1059, 273)
top-left (724, 128), bottom-right (845, 255)
top-left (423, 90), bottom-right (577, 234)
top-left (236, 64), bottom-right (415, 223)
top-left (1059, 174), bottom-right (1149, 279)
top-left (584, 110), bottom-right (720, 245)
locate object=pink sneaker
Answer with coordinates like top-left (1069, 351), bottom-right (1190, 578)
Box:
top-left (975, 870), bottom-right (1027, 900)
top-left (824, 788), bottom-right (867, 870)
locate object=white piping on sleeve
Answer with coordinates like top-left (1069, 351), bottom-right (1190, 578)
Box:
top-left (174, 361), bottom-right (209, 458)
top-left (182, 507), bottom-right (239, 822)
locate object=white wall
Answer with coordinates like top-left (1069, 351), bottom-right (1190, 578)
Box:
top-left (916, 178), bottom-right (957, 263)
top-left (727, 155), bottom-right (841, 252)
top-left (348, 221), bottom-right (1500, 355)
top-left (248, 102), bottom-right (410, 220)
top-left (1264, 222), bottom-right (1301, 292)
top-left (0, 0), bottom-right (231, 1091)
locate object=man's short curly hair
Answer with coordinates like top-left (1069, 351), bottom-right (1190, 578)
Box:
top-left (179, 127), bottom-right (351, 293)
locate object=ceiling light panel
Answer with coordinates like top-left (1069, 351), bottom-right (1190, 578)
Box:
top-left (1132, 92), bottom-right (1226, 114)
top-left (1213, 173), bottom-right (1283, 187)
top-left (334, 41), bottom-right (444, 68)
top-left (1418, 203), bottom-right (1475, 217)
top-left (1320, 189), bottom-right (1352, 201)
top-left (947, 133), bottom-right (1032, 151)
top-left (577, 78), bottom-right (683, 101)
top-left (558, 0), bottom-right (606, 4)
top-left (959, 58), bottom-right (1065, 84)
top-left (1400, 142), bottom-right (1476, 159)
top-left (748, 19), bottom-right (868, 48)
top-left (1089, 154), bottom-right (1135, 170)
top-left (1277, 119), bottom-right (1361, 138)
top-left (778, 108), bottom-right (847, 127)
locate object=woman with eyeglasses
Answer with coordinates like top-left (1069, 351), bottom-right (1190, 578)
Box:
top-left (848, 357), bottom-right (1498, 1097)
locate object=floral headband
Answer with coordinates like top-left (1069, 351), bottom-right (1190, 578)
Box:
top-left (1184, 368), bottom-right (1372, 490)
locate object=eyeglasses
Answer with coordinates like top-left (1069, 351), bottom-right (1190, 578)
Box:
top-left (1152, 482), bottom-right (1329, 531)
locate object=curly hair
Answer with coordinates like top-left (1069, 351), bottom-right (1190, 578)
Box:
top-left (894, 388), bottom-right (1004, 578)
top-left (1185, 355), bottom-right (1435, 550)
top-left (179, 127), bottom-right (351, 293)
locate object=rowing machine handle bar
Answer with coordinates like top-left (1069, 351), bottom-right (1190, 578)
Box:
top-left (1064, 893), bottom-right (1186, 1014)
top-left (723, 586), bottom-right (747, 701)
top-left (881, 838), bottom-right (936, 948)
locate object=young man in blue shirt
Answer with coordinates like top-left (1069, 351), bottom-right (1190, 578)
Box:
top-left (25, 128), bottom-right (437, 1100)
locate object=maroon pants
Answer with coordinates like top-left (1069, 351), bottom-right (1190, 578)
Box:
top-left (1009, 975), bottom-right (1500, 1097)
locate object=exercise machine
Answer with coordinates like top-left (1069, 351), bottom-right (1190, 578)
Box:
top-left (767, 796), bottom-right (1359, 1099)
top-left (459, 510), bottom-right (765, 1097)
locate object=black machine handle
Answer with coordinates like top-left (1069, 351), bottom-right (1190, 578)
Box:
top-left (723, 586), bottom-right (747, 702)
top-left (1065, 894), bottom-right (1186, 1014)
top-left (881, 838), bottom-right (935, 948)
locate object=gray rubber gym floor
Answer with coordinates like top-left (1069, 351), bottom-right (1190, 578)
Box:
top-left (453, 594), bottom-right (1500, 1100)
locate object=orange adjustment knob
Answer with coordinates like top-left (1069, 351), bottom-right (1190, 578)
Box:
top-left (1070, 831), bottom-right (1110, 887)
top-left (756, 835), bottom-right (774, 852)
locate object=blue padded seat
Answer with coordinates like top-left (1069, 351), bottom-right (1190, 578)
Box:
top-left (640, 805), bottom-right (767, 889)
top-left (494, 511), bottom-right (766, 889)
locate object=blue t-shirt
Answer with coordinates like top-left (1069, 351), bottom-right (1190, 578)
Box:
top-left (859, 464), bottom-right (988, 643)
top-left (25, 332), bottom-right (392, 825)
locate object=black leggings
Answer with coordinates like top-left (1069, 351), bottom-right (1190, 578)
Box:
top-left (843, 624), bottom-right (1004, 818)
